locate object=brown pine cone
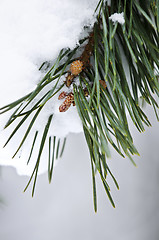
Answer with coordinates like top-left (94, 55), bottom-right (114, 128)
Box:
top-left (58, 91), bottom-right (67, 100)
top-left (59, 93), bottom-right (74, 112)
top-left (70, 60), bottom-right (83, 76)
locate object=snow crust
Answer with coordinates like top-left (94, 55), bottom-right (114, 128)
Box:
top-left (0, 0), bottom-right (99, 175)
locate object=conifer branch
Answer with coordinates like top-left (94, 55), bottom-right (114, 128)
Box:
top-left (0, 0), bottom-right (158, 210)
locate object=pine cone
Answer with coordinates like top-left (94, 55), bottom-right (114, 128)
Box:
top-left (58, 91), bottom-right (67, 100)
top-left (70, 60), bottom-right (83, 76)
top-left (59, 93), bottom-right (74, 112)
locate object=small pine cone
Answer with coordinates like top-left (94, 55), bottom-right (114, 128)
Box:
top-left (59, 93), bottom-right (74, 112)
top-left (70, 60), bottom-right (83, 76)
top-left (58, 91), bottom-right (67, 100)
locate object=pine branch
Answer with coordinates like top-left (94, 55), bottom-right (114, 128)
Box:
top-left (0, 0), bottom-right (159, 210)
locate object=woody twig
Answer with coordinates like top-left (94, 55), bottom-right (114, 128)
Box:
top-left (58, 19), bottom-right (106, 112)
top-left (65, 31), bottom-right (94, 88)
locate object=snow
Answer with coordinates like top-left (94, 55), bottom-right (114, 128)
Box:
top-left (0, 0), bottom-right (100, 175)
top-left (109, 12), bottom-right (125, 25)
